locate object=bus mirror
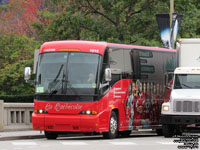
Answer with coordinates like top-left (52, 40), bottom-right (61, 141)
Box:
top-left (165, 72), bottom-right (174, 89)
top-left (166, 84), bottom-right (171, 89)
top-left (164, 73), bottom-right (168, 87)
top-left (105, 68), bottom-right (112, 82)
top-left (24, 67), bottom-right (31, 82)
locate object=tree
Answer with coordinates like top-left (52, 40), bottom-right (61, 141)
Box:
top-left (1, 0), bottom-right (200, 96)
top-left (33, 0), bottom-right (200, 46)
top-left (1, 0), bottom-right (200, 45)
top-left (0, 0), bottom-right (58, 38)
top-left (174, 0), bottom-right (200, 38)
top-left (0, 34), bottom-right (40, 95)
top-left (33, 0), bottom-right (165, 46)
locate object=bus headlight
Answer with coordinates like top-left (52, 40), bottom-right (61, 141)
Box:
top-left (80, 110), bottom-right (98, 115)
top-left (34, 109), bottom-right (48, 114)
top-left (163, 105), bottom-right (169, 111)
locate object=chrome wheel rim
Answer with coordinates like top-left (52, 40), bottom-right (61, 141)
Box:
top-left (110, 117), bottom-right (117, 134)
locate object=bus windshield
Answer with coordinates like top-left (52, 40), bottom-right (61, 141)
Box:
top-left (174, 74), bottom-right (200, 89)
top-left (35, 52), bottom-right (101, 98)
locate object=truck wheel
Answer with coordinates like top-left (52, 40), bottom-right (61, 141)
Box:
top-left (45, 131), bottom-right (58, 140)
top-left (163, 124), bottom-right (174, 138)
top-left (103, 111), bottom-right (118, 139)
top-left (175, 128), bottom-right (183, 136)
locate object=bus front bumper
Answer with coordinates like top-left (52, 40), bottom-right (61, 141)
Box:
top-left (161, 115), bottom-right (200, 125)
top-left (32, 113), bottom-right (107, 133)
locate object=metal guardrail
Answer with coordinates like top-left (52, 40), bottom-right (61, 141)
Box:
top-left (0, 100), bottom-right (34, 131)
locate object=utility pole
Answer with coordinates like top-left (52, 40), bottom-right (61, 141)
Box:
top-left (170, 0), bottom-right (174, 48)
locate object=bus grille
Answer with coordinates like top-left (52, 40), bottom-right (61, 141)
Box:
top-left (173, 100), bottom-right (200, 113)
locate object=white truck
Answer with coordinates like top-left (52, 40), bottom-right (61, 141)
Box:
top-left (162, 38), bottom-right (200, 137)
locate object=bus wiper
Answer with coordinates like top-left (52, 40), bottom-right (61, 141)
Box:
top-left (49, 64), bottom-right (64, 96)
top-left (52, 64), bottom-right (64, 83)
top-left (66, 80), bottom-right (79, 96)
top-left (49, 90), bottom-right (58, 96)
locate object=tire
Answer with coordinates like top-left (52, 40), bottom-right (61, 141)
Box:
top-left (162, 124), bottom-right (174, 138)
top-left (119, 130), bottom-right (132, 137)
top-left (103, 111), bottom-right (118, 139)
top-left (45, 131), bottom-right (58, 140)
top-left (175, 127), bottom-right (183, 136)
top-left (156, 129), bottom-right (163, 136)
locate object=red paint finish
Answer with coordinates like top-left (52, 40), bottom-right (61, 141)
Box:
top-left (32, 79), bottom-right (131, 132)
top-left (40, 40), bottom-right (107, 55)
top-left (32, 40), bottom-right (175, 133)
top-left (40, 40), bottom-right (176, 55)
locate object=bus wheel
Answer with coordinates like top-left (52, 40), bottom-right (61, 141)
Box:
top-left (119, 130), bottom-right (131, 137)
top-left (163, 124), bottom-right (174, 138)
top-left (103, 111), bottom-right (118, 139)
top-left (45, 131), bottom-right (58, 140)
top-left (156, 129), bottom-right (163, 136)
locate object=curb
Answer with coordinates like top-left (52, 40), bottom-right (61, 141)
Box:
top-left (0, 134), bottom-right (45, 141)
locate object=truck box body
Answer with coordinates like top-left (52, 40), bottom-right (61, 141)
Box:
top-left (162, 38), bottom-right (200, 137)
top-left (178, 38), bottom-right (200, 67)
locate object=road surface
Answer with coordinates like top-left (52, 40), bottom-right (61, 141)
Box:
top-left (0, 132), bottom-right (199, 150)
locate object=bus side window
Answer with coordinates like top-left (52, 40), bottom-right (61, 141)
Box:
top-left (130, 50), bottom-right (141, 79)
top-left (110, 69), bottom-right (122, 86)
top-left (101, 49), bottom-right (109, 81)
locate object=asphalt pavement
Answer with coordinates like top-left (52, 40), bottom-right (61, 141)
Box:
top-left (1, 128), bottom-right (199, 142)
top-left (0, 129), bottom-right (156, 141)
top-left (0, 130), bottom-right (45, 141)
top-left (1, 133), bottom-right (197, 150)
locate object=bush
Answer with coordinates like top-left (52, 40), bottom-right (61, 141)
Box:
top-left (0, 95), bottom-right (34, 103)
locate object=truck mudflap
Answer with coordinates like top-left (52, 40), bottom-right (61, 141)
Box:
top-left (161, 115), bottom-right (200, 125)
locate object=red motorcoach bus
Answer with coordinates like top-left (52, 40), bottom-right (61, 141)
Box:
top-left (24, 40), bottom-right (177, 139)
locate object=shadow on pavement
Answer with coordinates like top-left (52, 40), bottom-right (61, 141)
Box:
top-left (57, 133), bottom-right (158, 141)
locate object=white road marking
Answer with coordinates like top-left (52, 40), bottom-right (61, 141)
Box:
top-left (11, 142), bottom-right (37, 146)
top-left (40, 145), bottom-right (50, 147)
top-left (157, 142), bottom-right (179, 145)
top-left (9, 140), bottom-right (181, 147)
top-left (61, 142), bottom-right (88, 145)
top-left (109, 142), bottom-right (137, 145)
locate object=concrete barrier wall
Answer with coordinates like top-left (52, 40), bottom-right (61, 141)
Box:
top-left (0, 100), bottom-right (3, 131)
top-left (0, 100), bottom-right (34, 131)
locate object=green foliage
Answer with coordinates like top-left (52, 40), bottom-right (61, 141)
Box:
top-left (0, 95), bottom-right (33, 103)
top-left (1, 0), bottom-right (200, 96)
top-left (32, 0), bottom-right (200, 45)
top-left (32, 0), bottom-right (166, 46)
top-left (0, 34), bottom-right (40, 95)
top-left (174, 0), bottom-right (200, 38)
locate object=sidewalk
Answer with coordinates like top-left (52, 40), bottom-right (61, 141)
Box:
top-left (0, 130), bottom-right (45, 141)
